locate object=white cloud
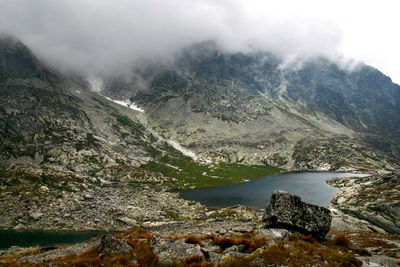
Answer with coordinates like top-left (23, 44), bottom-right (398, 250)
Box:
top-left (0, 0), bottom-right (399, 83)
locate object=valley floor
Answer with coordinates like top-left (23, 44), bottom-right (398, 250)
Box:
top-left (0, 172), bottom-right (399, 266)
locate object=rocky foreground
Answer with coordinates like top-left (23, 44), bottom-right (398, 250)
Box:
top-left (0, 165), bottom-right (205, 232)
top-left (328, 172), bottom-right (400, 234)
top-left (1, 189), bottom-right (400, 266)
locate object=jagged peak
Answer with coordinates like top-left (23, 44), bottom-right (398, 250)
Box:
top-left (0, 33), bottom-right (32, 53)
top-left (0, 33), bottom-right (43, 79)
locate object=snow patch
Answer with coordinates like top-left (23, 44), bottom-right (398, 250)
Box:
top-left (166, 140), bottom-right (198, 160)
top-left (317, 163), bottom-right (331, 171)
top-left (136, 113), bottom-right (199, 161)
top-left (164, 163), bottom-right (181, 171)
top-left (99, 93), bottom-right (199, 162)
top-left (101, 94), bottom-right (144, 113)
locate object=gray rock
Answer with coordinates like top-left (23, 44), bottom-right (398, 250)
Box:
top-left (29, 212), bottom-right (43, 220)
top-left (208, 251), bottom-right (223, 262)
top-left (224, 251), bottom-right (248, 258)
top-left (100, 235), bottom-right (132, 254)
top-left (263, 190), bottom-right (332, 239)
top-left (255, 228), bottom-right (290, 241)
top-left (356, 255), bottom-right (400, 267)
top-left (208, 250), bottom-right (248, 264)
top-left (151, 236), bottom-right (204, 264)
top-left (223, 245), bottom-right (245, 253)
top-left (84, 193), bottom-right (94, 200)
top-left (117, 217), bottom-right (138, 226)
top-left (202, 245), bottom-right (220, 253)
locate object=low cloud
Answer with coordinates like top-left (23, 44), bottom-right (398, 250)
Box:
top-left (1, 0), bottom-right (398, 82)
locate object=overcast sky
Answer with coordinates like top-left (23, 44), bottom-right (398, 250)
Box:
top-left (0, 0), bottom-right (399, 83)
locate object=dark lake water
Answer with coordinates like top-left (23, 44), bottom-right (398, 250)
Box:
top-left (0, 230), bottom-right (105, 250)
top-left (179, 172), bottom-right (368, 209)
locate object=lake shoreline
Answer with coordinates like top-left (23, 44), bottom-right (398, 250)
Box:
top-left (178, 172), bottom-right (369, 210)
top-left (175, 169), bottom-right (372, 191)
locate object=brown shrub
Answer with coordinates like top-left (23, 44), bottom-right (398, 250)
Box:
top-left (72, 256), bottom-right (101, 267)
top-left (302, 234), bottom-right (318, 243)
top-left (184, 255), bottom-right (204, 264)
top-left (261, 243), bottom-right (291, 265)
top-left (212, 236), bottom-right (235, 249)
top-left (112, 255), bottom-right (130, 265)
top-left (135, 240), bottom-right (158, 265)
top-left (185, 235), bottom-right (202, 245)
top-left (289, 233), bottom-right (300, 241)
top-left (361, 238), bottom-right (396, 248)
top-left (333, 234), bottom-right (352, 248)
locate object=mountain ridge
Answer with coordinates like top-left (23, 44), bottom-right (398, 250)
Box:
top-left (101, 42), bottom-right (400, 171)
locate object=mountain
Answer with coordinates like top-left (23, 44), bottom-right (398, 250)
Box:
top-left (102, 42), bottom-right (400, 172)
top-left (0, 35), bottom-right (208, 231)
top-left (0, 36), bottom-right (400, 232)
top-left (0, 34), bottom-right (151, 171)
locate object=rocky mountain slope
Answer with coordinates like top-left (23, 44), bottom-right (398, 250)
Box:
top-left (0, 35), bottom-right (211, 231)
top-left (101, 42), bottom-right (400, 172)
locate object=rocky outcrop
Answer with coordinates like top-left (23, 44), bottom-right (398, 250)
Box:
top-left (328, 173), bottom-right (400, 234)
top-left (100, 235), bottom-right (132, 254)
top-left (263, 190), bottom-right (332, 239)
top-left (15, 240), bottom-right (100, 264)
top-left (151, 236), bottom-right (204, 264)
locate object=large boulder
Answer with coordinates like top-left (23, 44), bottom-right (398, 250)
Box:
top-left (262, 190), bottom-right (332, 239)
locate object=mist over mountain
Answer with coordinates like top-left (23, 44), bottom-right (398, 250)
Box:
top-left (102, 41), bottom-right (400, 149)
top-left (1, 0), bottom-right (399, 85)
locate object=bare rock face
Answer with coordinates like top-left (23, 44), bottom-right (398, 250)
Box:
top-left (100, 235), bottom-right (132, 254)
top-left (151, 236), bottom-right (204, 264)
top-left (263, 190), bottom-right (332, 239)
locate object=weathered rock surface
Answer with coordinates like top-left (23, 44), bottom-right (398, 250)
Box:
top-left (263, 190), bottom-right (332, 239)
top-left (100, 235), bottom-right (132, 254)
top-left (0, 168), bottom-right (205, 231)
top-left (148, 221), bottom-right (257, 237)
top-left (17, 239), bottom-right (100, 263)
top-left (328, 172), bottom-right (400, 234)
top-left (151, 236), bottom-right (204, 263)
top-left (329, 206), bottom-right (387, 233)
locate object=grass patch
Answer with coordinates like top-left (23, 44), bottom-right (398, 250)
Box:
top-left (141, 144), bottom-right (281, 189)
